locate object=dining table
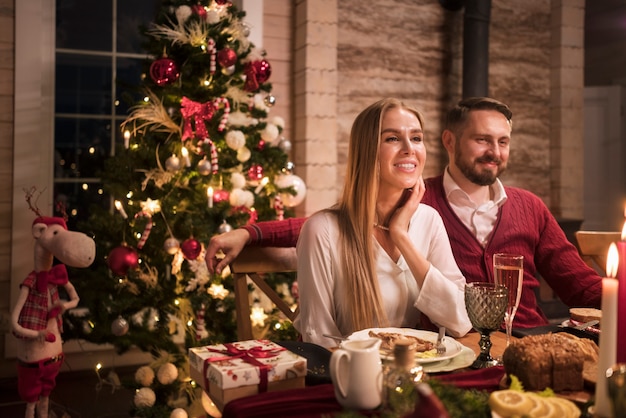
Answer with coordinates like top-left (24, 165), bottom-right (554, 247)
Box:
top-left (219, 331), bottom-right (511, 418)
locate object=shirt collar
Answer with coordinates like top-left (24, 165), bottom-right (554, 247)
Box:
top-left (442, 167), bottom-right (507, 207)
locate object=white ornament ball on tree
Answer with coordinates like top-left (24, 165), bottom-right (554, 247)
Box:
top-left (165, 154), bottom-right (181, 172)
top-left (170, 408), bottom-right (189, 418)
top-left (229, 188), bottom-right (251, 207)
top-left (271, 116), bottom-right (285, 130)
top-left (197, 157), bottom-right (212, 176)
top-left (135, 365), bottom-right (155, 387)
top-left (261, 123), bottom-right (279, 143)
top-left (225, 130), bottom-right (246, 150)
top-left (278, 137), bottom-right (292, 153)
top-left (157, 362), bottom-right (179, 385)
top-left (230, 172), bottom-right (246, 189)
top-left (175, 5), bottom-right (192, 23)
top-left (111, 316), bottom-right (129, 336)
top-left (275, 174), bottom-right (307, 207)
top-left (217, 220), bottom-right (233, 234)
top-left (163, 237), bottom-right (180, 255)
top-left (134, 387), bottom-right (156, 408)
top-left (236, 146), bottom-right (251, 163)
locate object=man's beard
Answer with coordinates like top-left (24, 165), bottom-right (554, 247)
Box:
top-left (456, 150), bottom-right (505, 186)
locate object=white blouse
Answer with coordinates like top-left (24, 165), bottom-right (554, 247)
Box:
top-left (295, 204), bottom-right (472, 348)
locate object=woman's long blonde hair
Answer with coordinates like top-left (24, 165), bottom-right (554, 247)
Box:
top-left (330, 98), bottom-right (425, 332)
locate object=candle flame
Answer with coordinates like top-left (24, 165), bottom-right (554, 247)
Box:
top-left (607, 242), bottom-right (619, 278)
top-left (181, 147), bottom-right (189, 157)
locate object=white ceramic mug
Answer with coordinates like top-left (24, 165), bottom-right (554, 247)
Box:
top-left (329, 338), bottom-right (383, 410)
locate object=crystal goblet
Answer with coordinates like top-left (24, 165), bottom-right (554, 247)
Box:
top-left (464, 282), bottom-right (508, 369)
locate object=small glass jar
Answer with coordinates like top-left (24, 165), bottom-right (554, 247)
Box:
top-left (383, 338), bottom-right (425, 415)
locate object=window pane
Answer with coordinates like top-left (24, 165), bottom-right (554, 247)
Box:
top-left (54, 182), bottom-right (109, 231)
top-left (117, 0), bottom-right (162, 54)
top-left (116, 57), bottom-right (148, 115)
top-left (56, 53), bottom-right (112, 115)
top-left (55, 118), bottom-right (110, 178)
top-left (56, 0), bottom-right (112, 51)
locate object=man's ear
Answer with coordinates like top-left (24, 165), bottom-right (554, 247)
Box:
top-left (441, 129), bottom-right (455, 153)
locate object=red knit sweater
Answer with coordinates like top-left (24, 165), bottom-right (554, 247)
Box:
top-left (422, 175), bottom-right (602, 328)
top-left (242, 175), bottom-right (602, 328)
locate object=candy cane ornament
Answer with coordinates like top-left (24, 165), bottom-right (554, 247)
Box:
top-left (134, 211), bottom-right (153, 250)
top-left (207, 38), bottom-right (216, 75)
top-left (214, 97), bottom-right (230, 131)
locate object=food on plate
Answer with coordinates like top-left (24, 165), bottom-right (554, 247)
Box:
top-left (557, 332), bottom-right (599, 386)
top-left (569, 307), bottom-right (601, 324)
top-left (367, 330), bottom-right (435, 352)
top-left (489, 390), bottom-right (580, 418)
top-left (502, 333), bottom-right (591, 392)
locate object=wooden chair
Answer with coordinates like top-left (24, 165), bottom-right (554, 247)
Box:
top-left (575, 230), bottom-right (621, 275)
top-left (229, 246), bottom-right (298, 340)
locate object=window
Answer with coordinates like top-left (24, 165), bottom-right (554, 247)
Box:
top-left (54, 0), bottom-right (160, 229)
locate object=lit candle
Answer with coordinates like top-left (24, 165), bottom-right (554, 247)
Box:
top-left (114, 200), bottom-right (128, 219)
top-left (254, 176), bottom-right (269, 194)
top-left (181, 146), bottom-right (191, 167)
top-left (595, 243), bottom-right (619, 418)
top-left (207, 186), bottom-right (214, 209)
top-left (617, 219), bottom-right (626, 364)
top-left (123, 130), bottom-right (131, 149)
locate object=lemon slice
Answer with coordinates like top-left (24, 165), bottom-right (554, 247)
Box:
top-left (488, 390), bottom-right (533, 417)
top-left (548, 397), bottom-right (581, 418)
top-left (525, 392), bottom-right (556, 418)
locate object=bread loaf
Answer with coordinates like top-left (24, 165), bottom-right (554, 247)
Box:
top-left (502, 333), bottom-right (584, 392)
top-left (569, 307), bottom-right (602, 324)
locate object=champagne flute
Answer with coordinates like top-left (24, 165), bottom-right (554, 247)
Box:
top-left (493, 253), bottom-right (524, 346)
top-left (465, 282), bottom-right (508, 369)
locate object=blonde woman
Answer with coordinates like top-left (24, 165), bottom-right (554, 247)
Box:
top-left (295, 98), bottom-right (472, 348)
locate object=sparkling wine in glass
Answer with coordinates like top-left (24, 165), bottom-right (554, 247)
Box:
top-left (464, 282), bottom-right (508, 368)
top-left (493, 253), bottom-right (524, 346)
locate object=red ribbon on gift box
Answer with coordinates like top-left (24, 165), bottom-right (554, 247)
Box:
top-left (202, 342), bottom-right (285, 394)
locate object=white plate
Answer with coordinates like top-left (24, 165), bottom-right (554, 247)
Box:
top-left (347, 327), bottom-right (465, 364)
top-left (421, 346), bottom-right (476, 373)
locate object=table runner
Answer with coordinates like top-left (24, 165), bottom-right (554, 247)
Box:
top-left (221, 366), bottom-right (505, 417)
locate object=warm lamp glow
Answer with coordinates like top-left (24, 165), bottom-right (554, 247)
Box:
top-left (607, 242), bottom-right (619, 278)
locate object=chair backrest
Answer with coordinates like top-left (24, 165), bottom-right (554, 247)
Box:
top-left (229, 246), bottom-right (298, 341)
top-left (575, 231), bottom-right (621, 275)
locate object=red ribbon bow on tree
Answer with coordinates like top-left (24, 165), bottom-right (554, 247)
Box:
top-left (181, 97), bottom-right (216, 141)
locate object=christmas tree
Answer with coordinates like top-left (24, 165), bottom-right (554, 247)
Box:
top-left (62, 1), bottom-right (303, 416)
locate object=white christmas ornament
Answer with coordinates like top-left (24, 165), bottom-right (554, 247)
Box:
top-left (275, 174), bottom-right (307, 207)
top-left (134, 387), bottom-right (156, 408)
top-left (205, 10), bottom-right (220, 24)
top-left (175, 6), bottom-right (192, 23)
top-left (271, 116), bottom-right (285, 130)
top-left (170, 408), bottom-right (189, 418)
top-left (157, 362), bottom-right (179, 385)
top-left (225, 130), bottom-right (246, 150)
top-left (135, 365), bottom-right (155, 387)
top-left (236, 146), bottom-right (251, 163)
top-left (230, 172), bottom-right (246, 189)
top-left (261, 123), bottom-right (279, 143)
top-left (164, 237), bottom-right (180, 255)
top-left (165, 154), bottom-right (181, 172)
top-left (229, 189), bottom-right (254, 208)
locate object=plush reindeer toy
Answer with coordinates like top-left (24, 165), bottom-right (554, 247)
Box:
top-left (11, 212), bottom-right (96, 418)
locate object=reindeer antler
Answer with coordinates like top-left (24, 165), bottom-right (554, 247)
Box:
top-left (24, 186), bottom-right (44, 217)
top-left (55, 200), bottom-right (69, 222)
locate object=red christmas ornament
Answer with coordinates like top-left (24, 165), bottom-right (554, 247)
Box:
top-left (256, 139), bottom-right (266, 151)
top-left (215, 0), bottom-right (229, 5)
top-left (181, 238), bottom-right (202, 260)
top-left (213, 189), bottom-right (229, 203)
top-left (107, 245), bottom-right (139, 276)
top-left (217, 48), bottom-right (237, 68)
top-left (150, 57), bottom-right (180, 87)
top-left (247, 164), bottom-right (264, 181)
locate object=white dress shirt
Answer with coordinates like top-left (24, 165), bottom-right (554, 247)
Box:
top-left (442, 168), bottom-right (507, 246)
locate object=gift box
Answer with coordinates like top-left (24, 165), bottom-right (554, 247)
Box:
top-left (189, 339), bottom-right (307, 410)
